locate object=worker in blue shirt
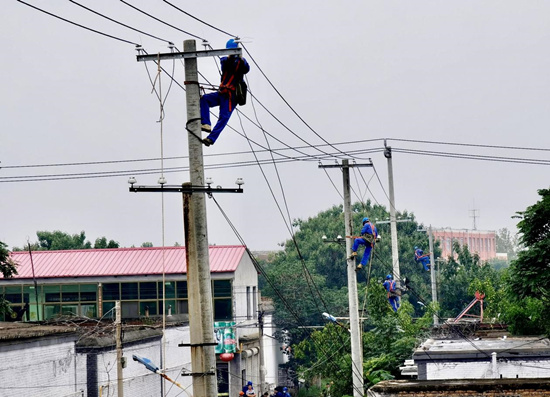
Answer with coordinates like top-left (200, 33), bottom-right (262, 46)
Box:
top-left (414, 246), bottom-right (431, 271)
top-left (283, 387), bottom-right (291, 397)
top-left (350, 217), bottom-right (378, 270)
top-left (383, 274), bottom-right (400, 312)
top-left (200, 38), bottom-right (250, 147)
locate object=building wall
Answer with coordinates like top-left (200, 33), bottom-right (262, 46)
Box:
top-left (368, 379), bottom-right (550, 397)
top-left (432, 229), bottom-right (496, 261)
top-left (0, 335), bottom-right (79, 397)
top-left (422, 358), bottom-right (550, 381)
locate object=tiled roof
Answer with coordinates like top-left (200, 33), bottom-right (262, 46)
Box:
top-left (4, 246), bottom-right (246, 279)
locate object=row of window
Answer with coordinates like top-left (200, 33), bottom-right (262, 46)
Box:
top-left (0, 280), bottom-right (233, 322)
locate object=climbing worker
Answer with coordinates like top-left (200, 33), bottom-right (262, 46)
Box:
top-left (200, 38), bottom-right (250, 147)
top-left (382, 274), bottom-right (400, 312)
top-left (283, 386), bottom-right (291, 397)
top-left (350, 217), bottom-right (378, 270)
top-left (414, 246), bottom-right (431, 271)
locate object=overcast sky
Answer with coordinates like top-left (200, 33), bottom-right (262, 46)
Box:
top-left (1, 1), bottom-right (549, 251)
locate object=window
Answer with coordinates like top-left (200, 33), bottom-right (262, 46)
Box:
top-left (62, 285), bottom-right (79, 302)
top-left (44, 285), bottom-right (61, 303)
top-left (103, 283), bottom-right (120, 300)
top-left (121, 283), bottom-right (138, 300)
top-left (176, 281), bottom-right (188, 298)
top-left (217, 363), bottom-right (229, 394)
top-left (213, 280), bottom-right (231, 297)
top-left (4, 286), bottom-right (22, 304)
top-left (80, 284), bottom-right (97, 301)
top-left (140, 282), bottom-right (157, 300)
top-left (140, 301), bottom-right (157, 316)
top-left (253, 286), bottom-right (257, 319)
top-left (246, 286), bottom-right (251, 319)
top-left (214, 299), bottom-right (232, 321)
top-left (122, 302), bottom-right (139, 317)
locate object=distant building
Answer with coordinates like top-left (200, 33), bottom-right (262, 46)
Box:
top-left (432, 229), bottom-right (496, 261)
top-left (368, 378), bottom-right (550, 397)
top-left (0, 246), bottom-right (271, 396)
top-left (412, 337), bottom-right (550, 380)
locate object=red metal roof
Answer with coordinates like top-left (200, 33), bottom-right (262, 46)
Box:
top-left (4, 246), bottom-right (246, 279)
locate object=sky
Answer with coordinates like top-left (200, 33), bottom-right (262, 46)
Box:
top-left (1, 1), bottom-right (549, 252)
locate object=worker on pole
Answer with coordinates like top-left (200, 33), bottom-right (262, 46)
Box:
top-left (350, 217), bottom-right (378, 270)
top-left (414, 246), bottom-right (431, 271)
top-left (200, 38), bottom-right (250, 146)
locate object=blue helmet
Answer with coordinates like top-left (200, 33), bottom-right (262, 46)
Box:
top-left (283, 387), bottom-right (288, 391)
top-left (414, 246), bottom-right (418, 250)
top-left (386, 274), bottom-right (392, 280)
top-left (362, 217), bottom-right (369, 224)
top-left (247, 381), bottom-right (253, 386)
top-left (226, 38), bottom-right (239, 49)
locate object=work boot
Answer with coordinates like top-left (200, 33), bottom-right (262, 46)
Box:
top-left (201, 124), bottom-right (212, 132)
top-left (202, 138), bottom-right (214, 147)
top-left (349, 252), bottom-right (358, 258)
top-left (355, 264), bottom-right (363, 271)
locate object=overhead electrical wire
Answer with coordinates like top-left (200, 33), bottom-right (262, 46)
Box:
top-left (119, 0), bottom-right (205, 40)
top-left (17, 0), bottom-right (139, 45)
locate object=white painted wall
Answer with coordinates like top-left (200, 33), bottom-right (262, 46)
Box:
top-left (425, 358), bottom-right (550, 380)
top-left (0, 336), bottom-right (79, 397)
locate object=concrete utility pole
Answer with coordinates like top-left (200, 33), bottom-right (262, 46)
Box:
top-left (319, 159), bottom-right (373, 397)
top-left (134, 40), bottom-right (244, 397)
top-left (428, 226), bottom-right (438, 325)
top-left (182, 39), bottom-right (217, 397)
top-left (115, 301), bottom-right (124, 397)
top-left (384, 141), bottom-right (400, 289)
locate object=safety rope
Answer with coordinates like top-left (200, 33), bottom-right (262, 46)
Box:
top-left (185, 117), bottom-right (205, 144)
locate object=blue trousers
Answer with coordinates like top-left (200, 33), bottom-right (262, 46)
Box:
top-left (200, 92), bottom-right (235, 143)
top-left (419, 257), bottom-right (430, 271)
top-left (388, 296), bottom-right (399, 312)
top-left (352, 237), bottom-right (373, 266)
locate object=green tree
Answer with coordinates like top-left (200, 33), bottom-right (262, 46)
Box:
top-left (507, 188), bottom-right (550, 334)
top-left (141, 242), bottom-right (153, 248)
top-left (495, 227), bottom-right (519, 261)
top-left (32, 230), bottom-right (92, 250)
top-left (0, 241), bottom-right (18, 317)
top-left (93, 237), bottom-right (119, 249)
top-left (438, 241), bottom-right (500, 319)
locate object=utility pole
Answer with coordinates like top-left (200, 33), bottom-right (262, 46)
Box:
top-left (115, 301), bottom-right (124, 397)
top-left (319, 159), bottom-right (373, 397)
top-left (384, 140), bottom-right (400, 289)
top-left (182, 39), bottom-right (217, 397)
top-left (428, 226), bottom-right (438, 325)
top-left (134, 40), bottom-right (244, 397)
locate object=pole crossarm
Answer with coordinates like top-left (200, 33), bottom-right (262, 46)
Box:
top-left (129, 184), bottom-right (243, 194)
top-left (318, 161), bottom-right (373, 169)
top-left (137, 48), bottom-right (242, 62)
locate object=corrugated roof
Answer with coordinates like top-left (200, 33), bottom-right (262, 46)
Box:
top-left (4, 246), bottom-right (246, 279)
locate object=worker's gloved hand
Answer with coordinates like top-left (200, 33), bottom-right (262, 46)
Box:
top-left (376, 235), bottom-right (381, 242)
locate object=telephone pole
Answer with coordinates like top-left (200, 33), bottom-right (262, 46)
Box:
top-left (428, 226), bottom-right (438, 325)
top-left (384, 140), bottom-right (400, 289)
top-left (115, 301), bottom-right (124, 397)
top-left (319, 159), bottom-right (373, 397)
top-left (134, 40), bottom-right (244, 396)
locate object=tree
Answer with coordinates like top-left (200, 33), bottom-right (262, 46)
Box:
top-left (94, 237), bottom-right (120, 249)
top-left (507, 188), bottom-right (550, 334)
top-left (495, 227), bottom-right (519, 261)
top-left (12, 231), bottom-right (121, 251)
top-left (141, 242), bottom-right (153, 248)
top-left (0, 241), bottom-right (18, 317)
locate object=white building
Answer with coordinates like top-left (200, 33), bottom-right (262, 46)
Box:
top-left (0, 246), bottom-right (272, 396)
top-left (412, 337), bottom-right (550, 380)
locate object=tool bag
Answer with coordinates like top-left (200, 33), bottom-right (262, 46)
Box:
top-left (235, 80), bottom-right (247, 106)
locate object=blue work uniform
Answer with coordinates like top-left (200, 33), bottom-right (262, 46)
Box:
top-left (415, 248), bottom-right (431, 271)
top-left (383, 279), bottom-right (400, 312)
top-left (351, 221), bottom-right (378, 266)
top-left (200, 56), bottom-right (250, 144)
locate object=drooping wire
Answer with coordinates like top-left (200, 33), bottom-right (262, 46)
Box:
top-left (17, 0), bottom-right (139, 45)
top-left (119, 0), bottom-right (205, 40)
top-left (210, 196), bottom-right (365, 395)
top-left (68, 0), bottom-right (172, 44)
top-left (162, 0), bottom-right (234, 36)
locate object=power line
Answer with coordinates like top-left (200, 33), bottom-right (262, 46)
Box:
top-left (389, 138), bottom-right (550, 152)
top-left (17, 0), bottom-right (139, 45)
top-left (68, 0), bottom-right (172, 44)
top-left (162, 0), bottom-right (234, 37)
top-left (119, 0), bottom-right (205, 40)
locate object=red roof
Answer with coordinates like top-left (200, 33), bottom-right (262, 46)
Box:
top-left (5, 246), bottom-right (246, 279)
